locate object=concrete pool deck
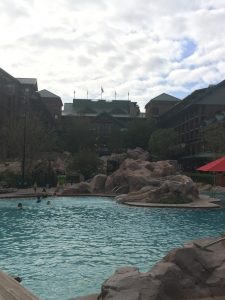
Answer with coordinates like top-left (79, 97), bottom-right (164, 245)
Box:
top-left (0, 271), bottom-right (39, 300)
top-left (71, 295), bottom-right (98, 300)
top-left (124, 194), bottom-right (222, 209)
top-left (71, 293), bottom-right (225, 300)
top-left (0, 188), bottom-right (114, 199)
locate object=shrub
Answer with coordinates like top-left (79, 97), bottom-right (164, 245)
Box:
top-left (0, 171), bottom-right (30, 188)
top-left (68, 150), bottom-right (100, 180)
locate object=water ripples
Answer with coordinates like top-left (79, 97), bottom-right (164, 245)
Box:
top-left (1, 196), bottom-right (225, 299)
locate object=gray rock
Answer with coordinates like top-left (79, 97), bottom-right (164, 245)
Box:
top-left (116, 174), bottom-right (198, 204)
top-left (127, 147), bottom-right (150, 161)
top-left (97, 236), bottom-right (225, 300)
top-left (62, 182), bottom-right (91, 195)
top-left (90, 174), bottom-right (107, 193)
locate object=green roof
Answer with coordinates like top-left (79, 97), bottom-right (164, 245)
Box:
top-left (17, 78), bottom-right (37, 85)
top-left (145, 93), bottom-right (180, 108)
top-left (39, 89), bottom-right (61, 99)
top-left (63, 99), bottom-right (138, 116)
top-left (160, 79), bottom-right (225, 123)
top-left (73, 99), bottom-right (130, 111)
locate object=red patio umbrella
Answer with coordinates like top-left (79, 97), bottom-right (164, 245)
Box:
top-left (197, 155), bottom-right (225, 189)
top-left (197, 155), bottom-right (225, 172)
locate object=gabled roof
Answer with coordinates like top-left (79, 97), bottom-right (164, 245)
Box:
top-left (0, 67), bottom-right (20, 83)
top-left (78, 106), bottom-right (96, 114)
top-left (38, 89), bottom-right (61, 99)
top-left (145, 93), bottom-right (180, 108)
top-left (70, 99), bottom-right (136, 116)
top-left (159, 79), bottom-right (225, 124)
top-left (17, 78), bottom-right (37, 85)
top-left (93, 111), bottom-right (123, 127)
top-left (0, 68), bottom-right (38, 89)
top-left (109, 107), bottom-right (126, 115)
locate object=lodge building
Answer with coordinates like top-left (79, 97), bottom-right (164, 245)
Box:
top-left (2, 66), bottom-right (225, 168)
top-left (145, 93), bottom-right (180, 120)
top-left (146, 80), bottom-right (225, 169)
top-left (0, 68), bottom-right (62, 129)
top-left (63, 98), bottom-right (141, 141)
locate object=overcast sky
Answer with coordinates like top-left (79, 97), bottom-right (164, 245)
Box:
top-left (1, 0), bottom-right (225, 111)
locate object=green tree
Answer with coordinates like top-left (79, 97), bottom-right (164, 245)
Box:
top-left (148, 128), bottom-right (178, 159)
top-left (0, 117), bottom-right (58, 160)
top-left (202, 123), bottom-right (225, 154)
top-left (108, 128), bottom-right (126, 153)
top-left (61, 118), bottom-right (97, 153)
top-left (68, 149), bottom-right (100, 179)
top-left (125, 119), bottom-right (156, 150)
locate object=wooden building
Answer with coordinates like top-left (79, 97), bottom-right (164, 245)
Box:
top-left (0, 67), bottom-right (62, 159)
top-left (63, 98), bottom-right (140, 141)
top-left (38, 89), bottom-right (62, 129)
top-left (158, 80), bottom-right (225, 169)
top-left (145, 93), bottom-right (180, 120)
top-left (0, 68), bottom-right (62, 128)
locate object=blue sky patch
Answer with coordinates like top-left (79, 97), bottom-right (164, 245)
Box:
top-left (181, 39), bottom-right (197, 60)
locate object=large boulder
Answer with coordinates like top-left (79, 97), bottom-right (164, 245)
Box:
top-left (90, 174), bottom-right (107, 193)
top-left (105, 156), bottom-right (198, 203)
top-left (105, 159), bottom-right (169, 194)
top-left (97, 236), bottom-right (225, 300)
top-left (127, 147), bottom-right (150, 161)
top-left (151, 161), bottom-right (176, 177)
top-left (61, 182), bottom-right (91, 195)
top-left (116, 175), bottom-right (198, 203)
top-left (61, 149), bottom-right (198, 204)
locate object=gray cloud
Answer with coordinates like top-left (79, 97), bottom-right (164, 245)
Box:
top-left (0, 0), bottom-right (225, 111)
top-left (0, 0), bottom-right (32, 17)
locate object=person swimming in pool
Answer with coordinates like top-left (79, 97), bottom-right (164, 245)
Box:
top-left (42, 188), bottom-right (48, 198)
top-left (17, 203), bottom-right (23, 209)
top-left (36, 195), bottom-right (41, 203)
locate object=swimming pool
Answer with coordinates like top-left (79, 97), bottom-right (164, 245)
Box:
top-left (0, 195), bottom-right (225, 300)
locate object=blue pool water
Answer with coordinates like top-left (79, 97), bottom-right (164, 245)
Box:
top-left (1, 195), bottom-right (225, 300)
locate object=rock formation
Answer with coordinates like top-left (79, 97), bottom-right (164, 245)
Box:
top-left (62, 182), bottom-right (91, 195)
top-left (104, 158), bottom-right (198, 203)
top-left (104, 159), bottom-right (176, 194)
top-left (127, 147), bottom-right (150, 161)
top-left (90, 174), bottom-right (107, 194)
top-left (116, 174), bottom-right (199, 203)
top-left (97, 236), bottom-right (225, 300)
top-left (62, 148), bottom-right (199, 203)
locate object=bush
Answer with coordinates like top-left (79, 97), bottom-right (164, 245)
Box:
top-left (148, 128), bottom-right (178, 159)
top-left (31, 161), bottom-right (57, 187)
top-left (0, 171), bottom-right (31, 188)
top-left (68, 150), bottom-right (100, 180)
